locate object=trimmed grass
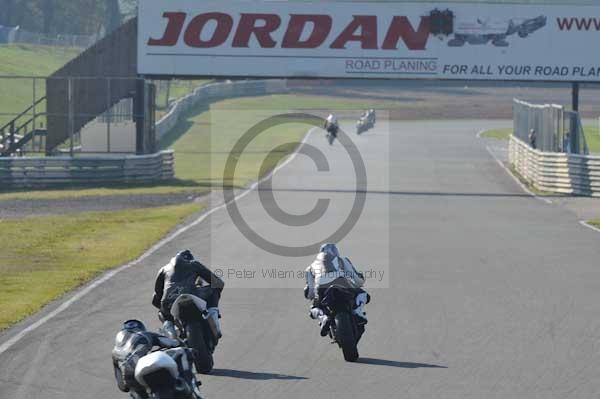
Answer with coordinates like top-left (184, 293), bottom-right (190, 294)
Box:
top-left (163, 100), bottom-right (316, 188)
top-left (481, 126), bottom-right (600, 153)
top-left (481, 128), bottom-right (512, 140)
top-left (0, 44), bottom-right (80, 127)
top-left (583, 126), bottom-right (600, 153)
top-left (0, 93), bottom-right (373, 200)
top-left (0, 202), bottom-right (203, 331)
top-left (590, 221), bottom-right (600, 229)
top-left (155, 80), bottom-right (211, 120)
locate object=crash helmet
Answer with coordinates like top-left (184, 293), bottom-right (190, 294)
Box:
top-left (176, 249), bottom-right (195, 262)
top-left (319, 243), bottom-right (340, 258)
top-left (122, 319), bottom-right (146, 333)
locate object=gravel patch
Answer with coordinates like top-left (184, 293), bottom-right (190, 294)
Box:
top-left (0, 192), bottom-right (206, 218)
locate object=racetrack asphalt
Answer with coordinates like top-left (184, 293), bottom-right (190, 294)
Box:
top-left (1, 119), bottom-right (600, 399)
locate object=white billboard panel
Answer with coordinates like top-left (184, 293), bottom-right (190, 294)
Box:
top-left (138, 1), bottom-right (600, 81)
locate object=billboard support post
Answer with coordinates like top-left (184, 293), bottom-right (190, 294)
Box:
top-left (572, 82), bottom-right (580, 112)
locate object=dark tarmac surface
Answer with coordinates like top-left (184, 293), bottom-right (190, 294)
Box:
top-left (1, 119), bottom-right (600, 399)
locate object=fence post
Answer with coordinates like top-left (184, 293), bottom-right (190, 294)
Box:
top-left (107, 78), bottom-right (111, 153)
top-left (32, 77), bottom-right (37, 139)
top-left (9, 121), bottom-right (15, 150)
top-left (68, 77), bottom-right (74, 157)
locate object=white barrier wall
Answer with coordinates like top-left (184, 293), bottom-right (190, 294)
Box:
top-left (155, 79), bottom-right (288, 141)
top-left (0, 151), bottom-right (174, 187)
top-left (509, 135), bottom-right (600, 196)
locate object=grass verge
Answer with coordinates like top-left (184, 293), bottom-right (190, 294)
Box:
top-left (480, 126), bottom-right (600, 153)
top-left (1, 93), bottom-right (361, 200)
top-left (0, 202), bottom-right (203, 331)
top-left (583, 126), bottom-right (600, 153)
top-left (590, 221), bottom-right (600, 229)
top-left (480, 128), bottom-right (512, 140)
top-left (0, 44), bottom-right (80, 127)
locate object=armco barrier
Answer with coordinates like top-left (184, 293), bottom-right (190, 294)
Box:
top-left (0, 150), bottom-right (174, 187)
top-left (509, 136), bottom-right (600, 196)
top-left (0, 79), bottom-right (287, 187)
top-left (156, 79), bottom-right (288, 140)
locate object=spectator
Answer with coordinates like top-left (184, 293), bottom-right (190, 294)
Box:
top-left (528, 128), bottom-right (537, 149)
top-left (563, 132), bottom-right (571, 153)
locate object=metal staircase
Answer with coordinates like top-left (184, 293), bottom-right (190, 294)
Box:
top-left (0, 96), bottom-right (47, 156)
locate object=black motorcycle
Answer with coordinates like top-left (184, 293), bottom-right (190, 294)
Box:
top-left (163, 294), bottom-right (220, 374)
top-left (320, 286), bottom-right (365, 362)
top-left (325, 122), bottom-right (338, 145)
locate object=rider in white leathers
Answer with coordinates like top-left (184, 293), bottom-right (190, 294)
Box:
top-left (305, 243), bottom-right (370, 336)
top-left (325, 114), bottom-right (339, 135)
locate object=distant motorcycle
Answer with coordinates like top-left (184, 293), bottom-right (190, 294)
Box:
top-left (134, 347), bottom-right (203, 399)
top-left (161, 294), bottom-right (221, 374)
top-left (325, 121), bottom-right (339, 145)
top-left (356, 118), bottom-right (369, 135)
top-left (356, 112), bottom-right (375, 135)
top-left (319, 285), bottom-right (365, 362)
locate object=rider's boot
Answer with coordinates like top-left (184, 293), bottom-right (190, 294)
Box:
top-left (310, 307), bottom-right (330, 337)
top-left (353, 292), bottom-right (369, 325)
top-left (206, 307), bottom-right (222, 339)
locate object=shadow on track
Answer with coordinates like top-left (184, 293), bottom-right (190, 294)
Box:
top-left (210, 369), bottom-right (308, 380)
top-left (355, 358), bottom-right (447, 369)
top-left (256, 187), bottom-right (544, 198)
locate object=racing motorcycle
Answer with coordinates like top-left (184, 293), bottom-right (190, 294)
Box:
top-left (161, 294), bottom-right (221, 374)
top-left (356, 117), bottom-right (369, 135)
top-left (325, 122), bottom-right (339, 145)
top-left (134, 347), bottom-right (203, 399)
top-left (320, 285), bottom-right (365, 362)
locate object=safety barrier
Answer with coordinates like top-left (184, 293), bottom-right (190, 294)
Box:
top-left (0, 79), bottom-right (287, 187)
top-left (156, 79), bottom-right (288, 140)
top-left (0, 150), bottom-right (173, 187)
top-left (509, 135), bottom-right (600, 196)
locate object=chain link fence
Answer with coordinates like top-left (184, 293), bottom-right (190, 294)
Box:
top-left (0, 76), bottom-right (150, 156)
top-left (0, 76), bottom-right (291, 158)
top-left (513, 99), bottom-right (588, 155)
top-left (0, 25), bottom-right (98, 49)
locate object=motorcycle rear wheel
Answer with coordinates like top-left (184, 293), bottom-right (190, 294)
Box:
top-left (334, 312), bottom-right (359, 362)
top-left (186, 321), bottom-right (214, 374)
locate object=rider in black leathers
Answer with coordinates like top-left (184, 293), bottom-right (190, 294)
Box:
top-left (112, 319), bottom-right (195, 399)
top-left (152, 250), bottom-right (225, 336)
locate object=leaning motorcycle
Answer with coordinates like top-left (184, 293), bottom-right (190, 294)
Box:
top-left (325, 122), bottom-right (338, 145)
top-left (162, 294), bottom-right (221, 374)
top-left (356, 118), bottom-right (368, 135)
top-left (320, 285), bottom-right (365, 362)
top-left (134, 347), bottom-right (203, 399)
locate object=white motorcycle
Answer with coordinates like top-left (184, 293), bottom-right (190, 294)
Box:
top-left (134, 347), bottom-right (203, 399)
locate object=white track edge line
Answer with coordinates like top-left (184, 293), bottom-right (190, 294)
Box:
top-left (485, 145), bottom-right (552, 204)
top-left (0, 127), bottom-right (317, 355)
top-left (579, 220), bottom-right (600, 234)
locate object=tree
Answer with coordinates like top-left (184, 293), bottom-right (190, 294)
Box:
top-left (42, 0), bottom-right (55, 34)
top-left (0, 0), bottom-right (124, 36)
top-left (104, 0), bottom-right (122, 34)
top-left (120, 0), bottom-right (138, 20)
top-left (0, 0), bottom-right (16, 25)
